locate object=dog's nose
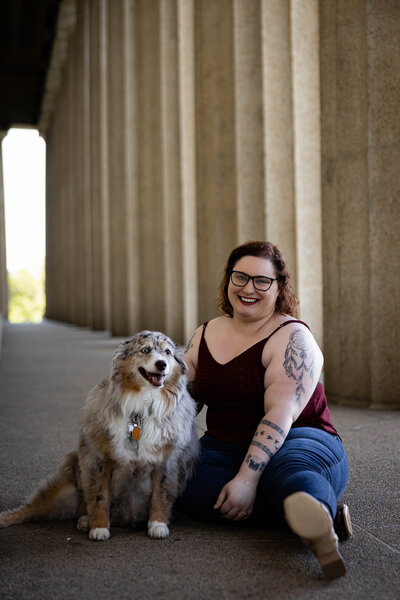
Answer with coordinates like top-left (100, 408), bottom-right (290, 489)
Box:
top-left (155, 360), bottom-right (167, 372)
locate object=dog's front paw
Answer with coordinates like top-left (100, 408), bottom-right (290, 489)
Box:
top-left (77, 515), bottom-right (90, 532)
top-left (89, 527), bottom-right (110, 541)
top-left (147, 520), bottom-right (170, 539)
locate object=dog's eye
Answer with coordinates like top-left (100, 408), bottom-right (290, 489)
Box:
top-left (141, 348), bottom-right (150, 354)
top-left (165, 349), bottom-right (171, 356)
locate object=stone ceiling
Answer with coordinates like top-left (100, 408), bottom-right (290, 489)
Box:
top-left (0, 0), bottom-right (60, 130)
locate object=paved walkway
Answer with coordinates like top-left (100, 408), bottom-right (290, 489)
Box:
top-left (0, 320), bottom-right (399, 599)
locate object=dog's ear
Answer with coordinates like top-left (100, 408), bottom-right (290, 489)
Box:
top-left (174, 345), bottom-right (188, 375)
top-left (113, 339), bottom-right (132, 364)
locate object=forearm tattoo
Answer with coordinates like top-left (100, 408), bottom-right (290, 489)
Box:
top-left (260, 419), bottom-right (286, 438)
top-left (283, 328), bottom-right (315, 404)
top-left (254, 430), bottom-right (283, 450)
top-left (247, 419), bottom-right (287, 473)
top-left (245, 454), bottom-right (266, 472)
top-left (250, 440), bottom-right (274, 459)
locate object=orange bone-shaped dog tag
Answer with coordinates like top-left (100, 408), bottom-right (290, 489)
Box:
top-left (131, 426), bottom-right (141, 440)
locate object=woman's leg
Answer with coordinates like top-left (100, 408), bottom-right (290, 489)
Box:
top-left (178, 435), bottom-right (245, 523)
top-left (257, 427), bottom-right (349, 520)
top-left (256, 427), bottom-right (350, 580)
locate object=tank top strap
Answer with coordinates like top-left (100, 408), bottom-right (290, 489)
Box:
top-left (265, 319), bottom-right (310, 343)
top-left (201, 321), bottom-right (209, 339)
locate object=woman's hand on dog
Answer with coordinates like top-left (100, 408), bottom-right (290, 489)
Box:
top-left (213, 475), bottom-right (256, 521)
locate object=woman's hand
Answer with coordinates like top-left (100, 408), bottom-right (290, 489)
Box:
top-left (214, 475), bottom-right (257, 521)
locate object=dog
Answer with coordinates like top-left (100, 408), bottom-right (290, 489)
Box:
top-left (0, 331), bottom-right (199, 541)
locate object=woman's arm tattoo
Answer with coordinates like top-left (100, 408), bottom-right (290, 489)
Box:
top-left (184, 330), bottom-right (196, 353)
top-left (260, 419), bottom-right (286, 438)
top-left (283, 328), bottom-right (315, 404)
top-left (250, 440), bottom-right (274, 459)
top-left (245, 454), bottom-right (266, 472)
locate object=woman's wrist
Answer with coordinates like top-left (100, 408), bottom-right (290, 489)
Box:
top-left (236, 467), bottom-right (259, 488)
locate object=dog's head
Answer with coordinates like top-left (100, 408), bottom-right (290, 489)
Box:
top-left (112, 331), bottom-right (187, 389)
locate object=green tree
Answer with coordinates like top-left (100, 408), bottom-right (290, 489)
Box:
top-left (8, 267), bottom-right (45, 323)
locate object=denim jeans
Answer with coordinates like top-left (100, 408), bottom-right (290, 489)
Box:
top-left (178, 427), bottom-right (349, 527)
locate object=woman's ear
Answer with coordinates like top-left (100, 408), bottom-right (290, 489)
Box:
top-left (174, 345), bottom-right (188, 374)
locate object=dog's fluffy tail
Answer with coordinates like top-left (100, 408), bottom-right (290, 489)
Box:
top-left (0, 451), bottom-right (81, 528)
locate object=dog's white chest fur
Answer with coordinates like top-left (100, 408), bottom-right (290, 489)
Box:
top-left (109, 389), bottom-right (174, 464)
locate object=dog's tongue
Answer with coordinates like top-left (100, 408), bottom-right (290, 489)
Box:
top-left (148, 373), bottom-right (165, 387)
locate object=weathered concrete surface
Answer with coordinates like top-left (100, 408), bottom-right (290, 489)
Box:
top-left (0, 321), bottom-right (399, 599)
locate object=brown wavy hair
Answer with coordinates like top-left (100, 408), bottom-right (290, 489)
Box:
top-left (217, 241), bottom-right (299, 318)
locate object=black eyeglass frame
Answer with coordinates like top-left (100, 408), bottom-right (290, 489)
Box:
top-left (229, 270), bottom-right (277, 292)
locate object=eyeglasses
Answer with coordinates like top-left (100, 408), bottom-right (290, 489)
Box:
top-left (230, 270), bottom-right (276, 292)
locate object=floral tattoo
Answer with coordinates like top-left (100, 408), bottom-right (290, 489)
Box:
top-left (283, 328), bottom-right (315, 404)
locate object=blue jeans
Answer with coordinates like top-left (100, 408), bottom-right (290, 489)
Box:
top-left (178, 427), bottom-right (349, 526)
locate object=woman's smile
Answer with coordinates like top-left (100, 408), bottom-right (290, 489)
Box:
top-left (238, 296), bottom-right (259, 305)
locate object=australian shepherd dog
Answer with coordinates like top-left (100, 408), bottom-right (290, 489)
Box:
top-left (0, 331), bottom-right (199, 541)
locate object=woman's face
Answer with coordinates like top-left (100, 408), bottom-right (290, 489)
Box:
top-left (227, 255), bottom-right (280, 320)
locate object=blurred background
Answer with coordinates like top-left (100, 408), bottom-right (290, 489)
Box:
top-left (0, 0), bottom-right (399, 409)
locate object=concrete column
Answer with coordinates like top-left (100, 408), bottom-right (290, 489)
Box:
top-left (123, 0), bottom-right (141, 335)
top-left (261, 0), bottom-right (296, 282)
top-left (136, 0), bottom-right (164, 333)
top-left (89, 0), bottom-right (111, 331)
top-left (233, 0), bottom-right (265, 243)
top-left (65, 37), bottom-right (77, 324)
top-left (106, 0), bottom-right (132, 336)
top-left (320, 0), bottom-right (400, 408)
top-left (178, 0), bottom-right (198, 341)
top-left (0, 131), bottom-right (8, 321)
top-left (42, 0), bottom-right (78, 325)
top-left (367, 1), bottom-right (400, 408)
top-left (60, 58), bottom-right (74, 324)
top-left (195, 0), bottom-right (237, 325)
top-left (44, 117), bottom-right (57, 320)
top-left (160, 0), bottom-right (184, 342)
top-left (82, 0), bottom-right (93, 327)
top-left (321, 0), bottom-right (371, 405)
top-left (291, 0), bottom-right (323, 346)
top-left (70, 0), bottom-right (92, 327)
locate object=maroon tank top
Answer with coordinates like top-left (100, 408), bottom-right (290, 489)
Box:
top-left (193, 320), bottom-right (339, 446)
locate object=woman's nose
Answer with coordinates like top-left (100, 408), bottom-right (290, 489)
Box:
top-left (242, 278), bottom-right (256, 293)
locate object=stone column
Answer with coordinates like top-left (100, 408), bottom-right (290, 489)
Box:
top-left (160, 0), bottom-right (185, 343)
top-left (0, 131), bottom-right (8, 321)
top-left (69, 0), bottom-right (92, 327)
top-left (291, 0), bottom-right (323, 345)
top-left (44, 120), bottom-right (56, 320)
top-left (135, 0), bottom-right (165, 333)
top-left (106, 0), bottom-right (132, 336)
top-left (320, 0), bottom-right (400, 408)
top-left (178, 0), bottom-right (198, 342)
top-left (367, 1), bottom-right (400, 408)
top-left (124, 0), bottom-right (141, 336)
top-left (195, 0), bottom-right (237, 325)
top-left (89, 0), bottom-right (111, 331)
top-left (233, 0), bottom-right (265, 243)
top-left (261, 0), bottom-right (296, 286)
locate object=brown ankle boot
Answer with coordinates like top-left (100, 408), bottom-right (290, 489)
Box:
top-left (334, 501), bottom-right (353, 540)
top-left (283, 492), bottom-right (347, 581)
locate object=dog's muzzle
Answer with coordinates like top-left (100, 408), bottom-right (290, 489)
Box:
top-left (138, 364), bottom-right (167, 387)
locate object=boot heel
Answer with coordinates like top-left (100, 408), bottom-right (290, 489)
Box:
top-left (334, 502), bottom-right (353, 540)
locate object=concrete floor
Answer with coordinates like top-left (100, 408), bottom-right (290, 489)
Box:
top-left (0, 320), bottom-right (399, 600)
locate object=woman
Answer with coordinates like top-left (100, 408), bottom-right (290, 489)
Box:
top-left (180, 241), bottom-right (351, 580)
